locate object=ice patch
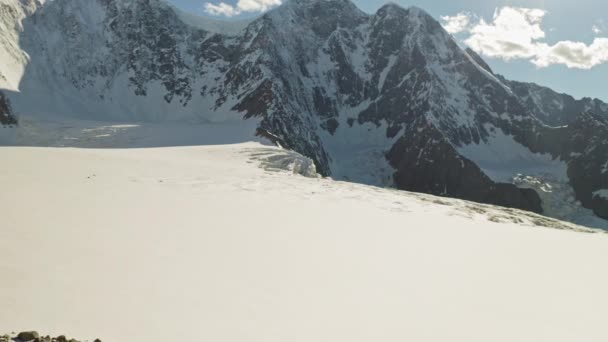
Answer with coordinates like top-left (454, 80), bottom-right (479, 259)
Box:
top-left (593, 189), bottom-right (608, 200)
top-left (513, 174), bottom-right (608, 230)
top-left (319, 115), bottom-right (399, 187)
top-left (0, 113), bottom-right (261, 148)
top-left (458, 129), bottom-right (568, 182)
top-left (247, 148), bottom-right (319, 178)
top-left (378, 54), bottom-right (398, 91)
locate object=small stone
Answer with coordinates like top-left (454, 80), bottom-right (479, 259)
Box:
top-left (55, 336), bottom-right (67, 342)
top-left (16, 331), bottom-right (39, 342)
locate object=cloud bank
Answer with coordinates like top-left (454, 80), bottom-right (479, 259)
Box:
top-left (442, 7), bottom-right (608, 69)
top-left (204, 0), bottom-right (282, 17)
top-left (440, 13), bottom-right (472, 34)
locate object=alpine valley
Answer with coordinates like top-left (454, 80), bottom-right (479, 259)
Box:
top-left (1, 0), bottom-right (607, 228)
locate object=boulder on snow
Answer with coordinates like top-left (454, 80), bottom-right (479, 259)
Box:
top-left (16, 331), bottom-right (39, 342)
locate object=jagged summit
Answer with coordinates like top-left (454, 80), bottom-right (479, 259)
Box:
top-left (263, 0), bottom-right (367, 36)
top-left (376, 3), bottom-right (430, 17)
top-left (269, 0), bottom-right (365, 18)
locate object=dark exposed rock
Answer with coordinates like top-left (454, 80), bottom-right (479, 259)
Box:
top-left (255, 128), bottom-right (286, 147)
top-left (0, 92), bottom-right (17, 126)
top-left (320, 118), bottom-right (339, 135)
top-left (16, 331), bottom-right (39, 342)
top-left (234, 79), bottom-right (274, 119)
top-left (388, 119), bottom-right (543, 213)
top-left (0, 332), bottom-right (98, 342)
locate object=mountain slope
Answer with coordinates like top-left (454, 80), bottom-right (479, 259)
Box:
top-left (504, 77), bottom-right (608, 127)
top-left (0, 0), bottom-right (606, 228)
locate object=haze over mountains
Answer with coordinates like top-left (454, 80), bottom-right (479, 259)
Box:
top-left (0, 0), bottom-right (607, 228)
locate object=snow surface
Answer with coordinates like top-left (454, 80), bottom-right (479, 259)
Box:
top-left (2, 119), bottom-right (608, 342)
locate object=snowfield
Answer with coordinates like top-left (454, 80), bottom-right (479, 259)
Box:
top-left (1, 119), bottom-right (608, 342)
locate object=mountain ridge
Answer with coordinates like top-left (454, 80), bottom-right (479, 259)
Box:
top-left (1, 0), bottom-right (607, 228)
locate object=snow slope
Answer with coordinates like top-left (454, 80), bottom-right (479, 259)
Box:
top-left (1, 120), bottom-right (608, 342)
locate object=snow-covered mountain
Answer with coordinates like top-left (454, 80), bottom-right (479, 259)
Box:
top-left (0, 0), bottom-right (607, 228)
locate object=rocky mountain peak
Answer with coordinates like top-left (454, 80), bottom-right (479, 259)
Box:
top-left (1, 0), bottom-right (607, 228)
top-left (265, 0), bottom-right (367, 37)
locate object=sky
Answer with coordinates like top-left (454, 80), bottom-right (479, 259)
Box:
top-left (166, 0), bottom-right (608, 102)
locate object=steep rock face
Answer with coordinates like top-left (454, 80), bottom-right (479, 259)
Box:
top-left (538, 113), bottom-right (608, 219)
top-left (566, 113), bottom-right (608, 219)
top-left (0, 0), bottom-right (606, 226)
top-left (0, 0), bottom-right (44, 90)
top-left (387, 118), bottom-right (543, 213)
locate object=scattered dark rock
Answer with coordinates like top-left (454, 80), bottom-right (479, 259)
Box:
top-left (1, 333), bottom-right (98, 342)
top-left (16, 331), bottom-right (39, 342)
top-left (320, 118), bottom-right (339, 135)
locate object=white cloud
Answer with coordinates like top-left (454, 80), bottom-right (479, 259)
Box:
top-left (464, 7), bottom-right (546, 61)
top-left (593, 25), bottom-right (602, 35)
top-left (533, 39), bottom-right (608, 69)
top-left (204, 2), bottom-right (240, 16)
top-left (204, 0), bottom-right (282, 17)
top-left (440, 13), bottom-right (471, 34)
top-left (444, 6), bottom-right (608, 69)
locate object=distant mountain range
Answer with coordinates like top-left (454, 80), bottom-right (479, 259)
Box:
top-left (1, 0), bottom-right (606, 227)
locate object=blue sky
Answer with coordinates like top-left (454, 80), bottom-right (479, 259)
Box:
top-left (167, 0), bottom-right (608, 102)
